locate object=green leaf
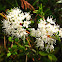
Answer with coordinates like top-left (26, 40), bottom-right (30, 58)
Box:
top-left (55, 35), bottom-right (61, 42)
top-left (33, 10), bottom-right (38, 13)
top-left (8, 37), bottom-right (12, 41)
top-left (18, 44), bottom-right (25, 50)
top-left (37, 4), bottom-right (44, 16)
top-left (25, 45), bottom-right (30, 47)
top-left (48, 55), bottom-right (52, 61)
top-left (20, 45), bottom-right (25, 49)
top-left (52, 35), bottom-right (61, 42)
top-left (31, 21), bottom-right (34, 23)
top-left (39, 51), bottom-right (48, 56)
top-left (8, 48), bottom-right (11, 50)
top-left (13, 52), bottom-right (17, 55)
top-left (15, 38), bottom-right (19, 42)
top-left (8, 37), bottom-right (14, 42)
top-left (57, 31), bottom-right (59, 35)
top-left (48, 54), bottom-right (57, 61)
top-left (12, 45), bottom-right (17, 48)
top-left (7, 52), bottom-right (11, 57)
top-left (32, 49), bottom-right (36, 53)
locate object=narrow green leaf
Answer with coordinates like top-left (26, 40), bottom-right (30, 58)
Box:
top-left (33, 10), bottom-right (38, 13)
top-left (32, 49), bottom-right (36, 53)
top-left (18, 44), bottom-right (25, 50)
top-left (25, 45), bottom-right (30, 47)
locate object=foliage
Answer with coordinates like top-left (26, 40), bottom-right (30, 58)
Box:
top-left (0, 0), bottom-right (62, 62)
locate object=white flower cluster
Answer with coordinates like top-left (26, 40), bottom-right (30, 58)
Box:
top-left (30, 17), bottom-right (62, 52)
top-left (2, 7), bottom-right (31, 38)
top-left (2, 7), bottom-right (62, 52)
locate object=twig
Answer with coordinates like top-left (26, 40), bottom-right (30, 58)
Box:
top-left (20, 0), bottom-right (35, 11)
top-left (26, 30), bottom-right (30, 34)
top-left (11, 42), bottom-right (13, 48)
top-left (0, 12), bottom-right (7, 19)
top-left (26, 47), bottom-right (27, 62)
top-left (4, 36), bottom-right (7, 49)
top-left (26, 37), bottom-right (31, 48)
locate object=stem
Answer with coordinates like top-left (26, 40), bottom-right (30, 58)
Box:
top-left (26, 47), bottom-right (27, 62)
top-left (11, 42), bottom-right (13, 48)
top-left (4, 36), bottom-right (6, 49)
top-left (23, 35), bottom-right (25, 43)
top-left (26, 31), bottom-right (30, 34)
top-left (0, 13), bottom-right (7, 19)
top-left (26, 37), bottom-right (31, 47)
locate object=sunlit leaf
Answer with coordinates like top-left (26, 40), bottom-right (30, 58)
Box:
top-left (7, 52), bottom-right (11, 57)
top-left (33, 10), bottom-right (38, 13)
top-left (8, 37), bottom-right (14, 42)
top-left (8, 37), bottom-right (12, 41)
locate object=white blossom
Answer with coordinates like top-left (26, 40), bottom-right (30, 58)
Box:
top-left (47, 16), bottom-right (55, 24)
top-left (30, 28), bottom-right (36, 37)
top-left (23, 21), bottom-right (31, 28)
top-left (30, 17), bottom-right (62, 52)
top-left (2, 7), bottom-right (31, 38)
top-left (35, 38), bottom-right (44, 50)
top-left (24, 12), bottom-right (31, 20)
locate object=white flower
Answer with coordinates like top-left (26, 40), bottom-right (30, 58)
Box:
top-left (31, 17), bottom-right (62, 52)
top-left (2, 7), bottom-right (31, 39)
top-left (23, 21), bottom-right (31, 28)
top-left (45, 45), bottom-right (54, 52)
top-left (38, 19), bottom-right (46, 28)
top-left (30, 28), bottom-right (36, 37)
top-left (24, 12), bottom-right (31, 20)
top-left (47, 16), bottom-right (55, 24)
top-left (35, 38), bottom-right (44, 50)
top-left (59, 28), bottom-right (62, 37)
top-left (36, 29), bottom-right (42, 37)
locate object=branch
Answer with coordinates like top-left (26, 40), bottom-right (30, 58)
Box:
top-left (20, 0), bottom-right (35, 11)
top-left (11, 42), bottom-right (13, 48)
top-left (4, 36), bottom-right (7, 49)
top-left (26, 47), bottom-right (27, 62)
top-left (26, 37), bottom-right (31, 48)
